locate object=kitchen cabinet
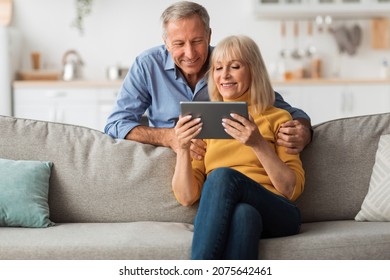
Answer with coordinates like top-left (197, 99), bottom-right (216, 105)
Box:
top-left (13, 81), bottom-right (121, 131)
top-left (254, 0), bottom-right (390, 19)
top-left (274, 81), bottom-right (390, 125)
top-left (96, 88), bottom-right (120, 131)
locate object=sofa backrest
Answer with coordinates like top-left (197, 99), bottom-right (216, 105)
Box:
top-left (0, 115), bottom-right (197, 224)
top-left (1, 113), bottom-right (390, 224)
top-left (298, 112), bottom-right (390, 222)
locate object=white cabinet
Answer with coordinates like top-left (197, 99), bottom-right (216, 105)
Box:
top-left (13, 82), bottom-right (120, 131)
top-left (274, 82), bottom-right (390, 125)
top-left (344, 84), bottom-right (390, 116)
top-left (254, 0), bottom-right (390, 19)
top-left (96, 88), bottom-right (120, 131)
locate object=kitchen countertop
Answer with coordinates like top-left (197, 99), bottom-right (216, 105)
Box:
top-left (13, 78), bottom-right (390, 88)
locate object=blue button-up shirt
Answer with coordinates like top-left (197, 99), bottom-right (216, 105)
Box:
top-left (104, 44), bottom-right (310, 139)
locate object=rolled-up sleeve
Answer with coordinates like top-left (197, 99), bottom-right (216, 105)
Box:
top-left (104, 57), bottom-right (151, 139)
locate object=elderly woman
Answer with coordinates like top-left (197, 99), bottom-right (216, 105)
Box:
top-left (172, 35), bottom-right (305, 260)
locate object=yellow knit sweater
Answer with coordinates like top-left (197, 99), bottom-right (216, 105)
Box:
top-left (191, 100), bottom-right (305, 202)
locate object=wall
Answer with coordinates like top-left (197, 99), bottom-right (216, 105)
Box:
top-left (9, 0), bottom-right (390, 80)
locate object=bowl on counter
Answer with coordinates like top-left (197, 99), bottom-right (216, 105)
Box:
top-left (106, 66), bottom-right (128, 80)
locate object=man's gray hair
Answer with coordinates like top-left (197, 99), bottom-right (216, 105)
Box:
top-left (161, 1), bottom-right (210, 38)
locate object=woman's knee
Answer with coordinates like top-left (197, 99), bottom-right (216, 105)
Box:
top-left (232, 203), bottom-right (262, 231)
top-left (202, 168), bottom-right (240, 198)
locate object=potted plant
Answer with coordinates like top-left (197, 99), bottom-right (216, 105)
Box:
top-left (71, 0), bottom-right (94, 35)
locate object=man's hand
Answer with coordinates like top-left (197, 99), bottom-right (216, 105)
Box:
top-left (277, 118), bottom-right (312, 154)
top-left (126, 126), bottom-right (181, 152)
top-left (190, 139), bottom-right (207, 160)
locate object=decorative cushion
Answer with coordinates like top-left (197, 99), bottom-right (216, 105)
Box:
top-left (0, 158), bottom-right (54, 227)
top-left (355, 134), bottom-right (390, 221)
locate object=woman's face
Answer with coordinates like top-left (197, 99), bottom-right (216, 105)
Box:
top-left (213, 59), bottom-right (251, 100)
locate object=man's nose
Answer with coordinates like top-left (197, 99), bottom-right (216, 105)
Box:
top-left (184, 43), bottom-right (195, 58)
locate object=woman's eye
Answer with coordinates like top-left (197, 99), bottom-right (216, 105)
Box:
top-left (215, 67), bottom-right (223, 71)
top-left (231, 65), bottom-right (240, 69)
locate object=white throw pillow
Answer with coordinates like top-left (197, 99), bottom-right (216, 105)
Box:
top-left (355, 134), bottom-right (390, 221)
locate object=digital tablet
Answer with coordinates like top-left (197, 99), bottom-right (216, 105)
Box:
top-left (180, 101), bottom-right (248, 139)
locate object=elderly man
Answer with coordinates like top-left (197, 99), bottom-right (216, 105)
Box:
top-left (104, 1), bottom-right (312, 158)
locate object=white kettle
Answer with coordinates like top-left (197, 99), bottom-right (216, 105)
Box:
top-left (62, 50), bottom-right (84, 81)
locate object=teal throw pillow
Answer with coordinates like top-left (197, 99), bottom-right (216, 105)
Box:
top-left (0, 158), bottom-right (54, 227)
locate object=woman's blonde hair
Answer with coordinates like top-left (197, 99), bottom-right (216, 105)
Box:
top-left (208, 35), bottom-right (275, 114)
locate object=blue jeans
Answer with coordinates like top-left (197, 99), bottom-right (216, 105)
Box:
top-left (191, 167), bottom-right (301, 260)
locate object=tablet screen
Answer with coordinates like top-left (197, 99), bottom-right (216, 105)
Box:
top-left (180, 101), bottom-right (248, 139)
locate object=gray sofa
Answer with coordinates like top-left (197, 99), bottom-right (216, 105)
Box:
top-left (1, 113), bottom-right (390, 260)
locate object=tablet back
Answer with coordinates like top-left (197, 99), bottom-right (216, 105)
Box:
top-left (180, 101), bottom-right (248, 139)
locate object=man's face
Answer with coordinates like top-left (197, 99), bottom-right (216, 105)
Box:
top-left (164, 15), bottom-right (211, 78)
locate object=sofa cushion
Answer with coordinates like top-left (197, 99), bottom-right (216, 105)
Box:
top-left (0, 222), bottom-right (193, 259)
top-left (0, 158), bottom-right (54, 228)
top-left (355, 134), bottom-right (390, 221)
top-left (259, 220), bottom-right (390, 259)
top-left (2, 220), bottom-right (389, 260)
top-left (0, 116), bottom-right (197, 224)
top-left (298, 113), bottom-right (390, 222)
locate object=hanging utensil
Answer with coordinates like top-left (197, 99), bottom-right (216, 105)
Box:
top-left (280, 21), bottom-right (288, 58)
top-left (306, 20), bottom-right (317, 58)
top-left (315, 15), bottom-right (324, 33)
top-left (332, 23), bottom-right (361, 56)
top-left (350, 23), bottom-right (362, 48)
top-left (291, 21), bottom-right (304, 59)
top-left (325, 15), bottom-right (334, 33)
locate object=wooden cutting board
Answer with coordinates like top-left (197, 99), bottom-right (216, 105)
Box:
top-left (17, 70), bottom-right (61, 81)
top-left (371, 18), bottom-right (390, 49)
top-left (0, 0), bottom-right (12, 26)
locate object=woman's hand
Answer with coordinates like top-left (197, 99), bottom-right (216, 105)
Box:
top-left (223, 113), bottom-right (296, 198)
top-left (174, 115), bottom-right (202, 150)
top-left (222, 113), bottom-right (262, 147)
top-left (172, 115), bottom-right (203, 206)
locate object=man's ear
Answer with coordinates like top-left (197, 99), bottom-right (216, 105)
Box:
top-left (208, 29), bottom-right (212, 44)
top-left (163, 36), bottom-right (170, 51)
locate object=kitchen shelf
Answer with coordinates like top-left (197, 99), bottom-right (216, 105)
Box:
top-left (272, 78), bottom-right (390, 85)
top-left (254, 0), bottom-right (390, 19)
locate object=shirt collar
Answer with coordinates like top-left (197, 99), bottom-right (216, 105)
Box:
top-left (165, 50), bottom-right (176, 71)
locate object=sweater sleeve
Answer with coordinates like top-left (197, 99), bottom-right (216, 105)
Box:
top-left (190, 158), bottom-right (207, 200)
top-left (271, 109), bottom-right (305, 201)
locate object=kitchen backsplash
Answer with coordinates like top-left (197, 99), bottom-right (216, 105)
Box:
top-left (9, 0), bottom-right (390, 80)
